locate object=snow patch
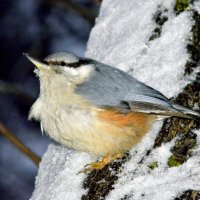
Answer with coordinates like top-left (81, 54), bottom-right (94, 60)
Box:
top-left (30, 144), bottom-right (92, 200)
top-left (107, 131), bottom-right (200, 200)
top-left (193, 1), bottom-right (200, 13)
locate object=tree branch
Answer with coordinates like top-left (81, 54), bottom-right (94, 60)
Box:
top-left (0, 122), bottom-right (41, 166)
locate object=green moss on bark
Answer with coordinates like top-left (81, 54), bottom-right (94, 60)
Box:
top-left (168, 156), bottom-right (182, 167)
top-left (175, 0), bottom-right (189, 12)
top-left (148, 161), bottom-right (158, 170)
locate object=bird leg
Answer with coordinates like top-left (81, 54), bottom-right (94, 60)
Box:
top-left (78, 153), bottom-right (124, 174)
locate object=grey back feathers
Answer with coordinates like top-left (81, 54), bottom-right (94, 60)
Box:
top-left (76, 60), bottom-right (170, 109)
top-left (76, 59), bottom-right (200, 119)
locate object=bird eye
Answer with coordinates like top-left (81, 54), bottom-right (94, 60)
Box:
top-left (60, 61), bottom-right (66, 66)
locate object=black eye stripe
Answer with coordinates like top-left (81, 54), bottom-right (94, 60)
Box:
top-left (46, 61), bottom-right (66, 66)
top-left (68, 59), bottom-right (92, 68)
top-left (43, 60), bottom-right (49, 65)
top-left (45, 59), bottom-right (92, 68)
top-left (67, 62), bottom-right (80, 68)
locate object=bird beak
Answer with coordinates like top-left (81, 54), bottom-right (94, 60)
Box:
top-left (24, 53), bottom-right (49, 71)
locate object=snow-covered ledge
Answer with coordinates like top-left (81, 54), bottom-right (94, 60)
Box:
top-left (31, 0), bottom-right (200, 199)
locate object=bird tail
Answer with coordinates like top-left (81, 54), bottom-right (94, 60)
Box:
top-left (171, 103), bottom-right (200, 121)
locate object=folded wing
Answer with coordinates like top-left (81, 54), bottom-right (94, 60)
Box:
top-left (76, 60), bottom-right (200, 120)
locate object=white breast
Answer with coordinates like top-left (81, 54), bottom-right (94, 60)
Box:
top-left (29, 78), bottom-right (145, 156)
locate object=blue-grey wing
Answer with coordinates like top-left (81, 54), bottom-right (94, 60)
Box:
top-left (75, 60), bottom-right (198, 118)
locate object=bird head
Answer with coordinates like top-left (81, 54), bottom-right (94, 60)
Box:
top-left (25, 52), bottom-right (94, 94)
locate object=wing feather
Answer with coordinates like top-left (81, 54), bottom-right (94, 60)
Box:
top-left (76, 60), bottom-right (200, 120)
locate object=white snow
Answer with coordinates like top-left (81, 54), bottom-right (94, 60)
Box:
top-left (107, 131), bottom-right (200, 200)
top-left (31, 0), bottom-right (200, 199)
top-left (193, 1), bottom-right (200, 13)
top-left (30, 144), bottom-right (92, 200)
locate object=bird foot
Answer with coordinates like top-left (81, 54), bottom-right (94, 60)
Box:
top-left (78, 153), bottom-right (124, 174)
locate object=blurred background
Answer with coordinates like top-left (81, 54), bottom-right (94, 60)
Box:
top-left (0, 1), bottom-right (100, 199)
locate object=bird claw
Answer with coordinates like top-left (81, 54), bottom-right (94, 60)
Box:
top-left (77, 153), bottom-right (124, 174)
top-left (78, 153), bottom-right (113, 174)
top-left (78, 160), bottom-right (108, 174)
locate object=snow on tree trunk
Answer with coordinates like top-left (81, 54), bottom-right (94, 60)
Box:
top-left (31, 0), bottom-right (200, 200)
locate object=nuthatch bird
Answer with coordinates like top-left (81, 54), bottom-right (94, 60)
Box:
top-left (25, 52), bottom-right (200, 173)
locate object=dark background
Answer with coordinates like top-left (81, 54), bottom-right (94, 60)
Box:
top-left (0, 1), bottom-right (99, 199)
